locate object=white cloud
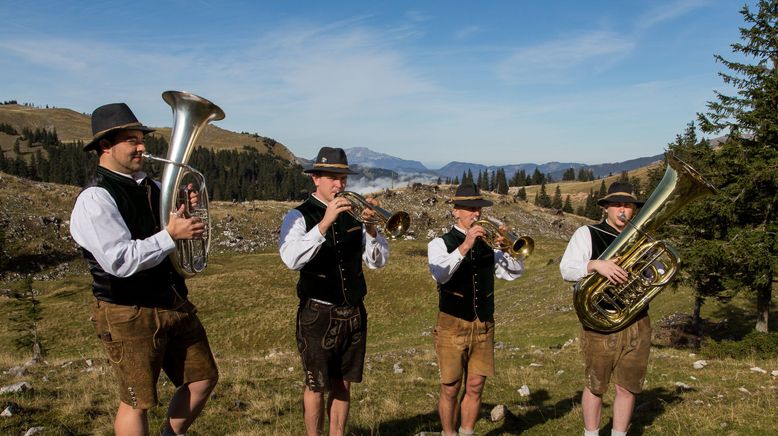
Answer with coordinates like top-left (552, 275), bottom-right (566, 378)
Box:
top-left (636, 0), bottom-right (710, 30)
top-left (496, 31), bottom-right (636, 85)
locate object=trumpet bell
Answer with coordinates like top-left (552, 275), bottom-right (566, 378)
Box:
top-left (385, 211), bottom-right (411, 238)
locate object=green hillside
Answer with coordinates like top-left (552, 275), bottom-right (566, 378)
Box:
top-left (0, 173), bottom-right (775, 435)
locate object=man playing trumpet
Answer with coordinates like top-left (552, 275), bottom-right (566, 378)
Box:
top-left (279, 146), bottom-right (390, 436)
top-left (427, 183), bottom-right (524, 436)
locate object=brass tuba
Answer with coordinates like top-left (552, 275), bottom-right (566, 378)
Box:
top-left (335, 191), bottom-right (411, 239)
top-left (475, 217), bottom-right (534, 259)
top-left (143, 91), bottom-right (225, 278)
top-left (573, 153), bottom-right (715, 332)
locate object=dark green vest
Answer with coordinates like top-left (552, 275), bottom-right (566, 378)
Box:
top-left (438, 228), bottom-right (495, 321)
top-left (81, 166), bottom-right (187, 307)
top-left (295, 195), bottom-right (367, 306)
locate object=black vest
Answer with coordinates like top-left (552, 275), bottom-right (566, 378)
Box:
top-left (586, 219), bottom-right (648, 322)
top-left (80, 166), bottom-right (187, 307)
top-left (295, 195), bottom-right (367, 306)
top-left (438, 228), bottom-right (495, 321)
top-left (587, 220), bottom-right (619, 259)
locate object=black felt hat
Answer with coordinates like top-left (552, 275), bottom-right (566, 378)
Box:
top-left (83, 103), bottom-right (154, 151)
top-left (303, 147), bottom-right (358, 174)
top-left (597, 181), bottom-right (645, 207)
top-left (449, 183), bottom-right (493, 208)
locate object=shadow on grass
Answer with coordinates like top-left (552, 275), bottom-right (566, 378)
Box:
top-left (0, 251), bottom-right (80, 275)
top-left (620, 386), bottom-right (687, 435)
top-left (482, 388), bottom-right (577, 435)
top-left (348, 409), bottom-right (440, 435)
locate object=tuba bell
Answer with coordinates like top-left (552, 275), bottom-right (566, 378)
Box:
top-left (475, 217), bottom-right (534, 259)
top-left (335, 191), bottom-right (411, 239)
top-left (573, 152), bottom-right (716, 332)
top-left (143, 91), bottom-right (225, 278)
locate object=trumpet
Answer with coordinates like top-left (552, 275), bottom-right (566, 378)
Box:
top-left (335, 191), bottom-right (411, 239)
top-left (474, 217), bottom-right (534, 259)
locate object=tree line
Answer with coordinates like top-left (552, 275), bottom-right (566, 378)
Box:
top-left (0, 131), bottom-right (313, 201)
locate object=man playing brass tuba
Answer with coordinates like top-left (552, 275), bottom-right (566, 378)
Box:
top-left (559, 181), bottom-right (648, 436)
top-left (279, 146), bottom-right (390, 436)
top-left (70, 103), bottom-right (219, 436)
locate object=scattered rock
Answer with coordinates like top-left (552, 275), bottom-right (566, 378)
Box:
top-left (750, 367), bottom-right (767, 374)
top-left (6, 366), bottom-right (27, 377)
top-left (24, 427), bottom-right (45, 436)
top-left (529, 363), bottom-right (542, 368)
top-left (393, 363), bottom-right (404, 374)
top-left (517, 385), bottom-right (530, 397)
top-left (771, 370), bottom-right (778, 377)
top-left (1, 403), bottom-right (21, 417)
top-left (490, 404), bottom-right (506, 422)
top-left (674, 381), bottom-right (691, 390)
top-left (738, 387), bottom-right (752, 395)
top-left (693, 360), bottom-right (707, 369)
top-left (0, 382), bottom-right (32, 395)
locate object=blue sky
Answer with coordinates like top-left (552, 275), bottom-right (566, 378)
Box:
top-left (0, 0), bottom-right (750, 168)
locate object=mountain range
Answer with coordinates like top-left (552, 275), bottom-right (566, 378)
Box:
top-left (344, 146), bottom-right (664, 181)
top-left (0, 103), bottom-right (663, 182)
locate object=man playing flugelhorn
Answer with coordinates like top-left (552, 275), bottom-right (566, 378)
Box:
top-left (427, 182), bottom-right (524, 436)
top-left (279, 146), bottom-right (390, 436)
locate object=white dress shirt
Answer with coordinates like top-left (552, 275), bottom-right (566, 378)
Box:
top-left (69, 169), bottom-right (176, 278)
top-left (559, 225), bottom-right (596, 282)
top-left (278, 195), bottom-right (389, 271)
top-left (427, 225), bottom-right (524, 284)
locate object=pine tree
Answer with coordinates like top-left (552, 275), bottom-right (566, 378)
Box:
top-left (551, 185), bottom-right (563, 209)
top-left (563, 167), bottom-right (576, 181)
top-left (516, 186), bottom-right (527, 201)
top-left (694, 0), bottom-right (778, 332)
top-left (563, 195), bottom-right (574, 213)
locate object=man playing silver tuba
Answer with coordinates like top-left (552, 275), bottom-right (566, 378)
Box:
top-left (559, 181), bottom-right (649, 436)
top-left (70, 103), bottom-right (218, 436)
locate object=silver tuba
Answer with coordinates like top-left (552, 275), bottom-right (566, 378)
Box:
top-left (475, 217), bottom-right (534, 260)
top-left (335, 191), bottom-right (411, 238)
top-left (143, 91), bottom-right (225, 278)
top-left (572, 153), bottom-right (716, 332)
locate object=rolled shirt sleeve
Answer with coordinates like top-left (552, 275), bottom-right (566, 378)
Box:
top-left (69, 186), bottom-right (176, 278)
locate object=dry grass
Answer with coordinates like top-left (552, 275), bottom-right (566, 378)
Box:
top-left (1, 172), bottom-right (776, 435)
top-left (1, 241), bottom-right (776, 435)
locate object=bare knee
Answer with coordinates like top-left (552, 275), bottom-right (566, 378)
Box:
top-left (440, 381), bottom-right (462, 400)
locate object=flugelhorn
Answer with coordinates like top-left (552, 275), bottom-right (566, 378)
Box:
top-left (335, 191), bottom-right (411, 238)
top-left (474, 217), bottom-right (534, 259)
top-left (143, 90), bottom-right (224, 278)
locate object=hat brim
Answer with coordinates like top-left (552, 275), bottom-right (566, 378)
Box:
top-left (82, 125), bottom-right (155, 151)
top-left (304, 166), bottom-right (359, 175)
top-left (452, 198), bottom-right (493, 208)
top-left (597, 195), bottom-right (645, 207)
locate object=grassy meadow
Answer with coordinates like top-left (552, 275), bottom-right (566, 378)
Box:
top-left (1, 238), bottom-right (776, 435)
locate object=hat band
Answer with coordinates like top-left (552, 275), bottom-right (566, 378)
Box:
top-left (313, 163), bottom-right (350, 169)
top-left (453, 195), bottom-right (483, 201)
top-left (92, 122), bottom-right (144, 139)
top-left (601, 192), bottom-right (638, 200)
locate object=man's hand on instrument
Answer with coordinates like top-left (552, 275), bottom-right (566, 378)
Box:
top-left (167, 204), bottom-right (205, 240)
top-left (186, 183), bottom-right (199, 209)
top-left (362, 196), bottom-right (379, 237)
top-left (459, 224), bottom-right (485, 255)
top-left (589, 258), bottom-right (629, 284)
top-left (319, 195), bottom-right (352, 233)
